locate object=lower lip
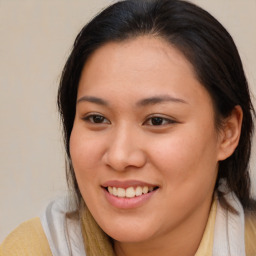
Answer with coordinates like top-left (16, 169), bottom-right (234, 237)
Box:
top-left (103, 188), bottom-right (158, 209)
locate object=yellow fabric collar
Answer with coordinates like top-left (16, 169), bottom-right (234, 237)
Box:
top-left (195, 199), bottom-right (217, 256)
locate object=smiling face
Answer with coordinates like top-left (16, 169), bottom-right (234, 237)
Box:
top-left (70, 36), bottom-right (222, 249)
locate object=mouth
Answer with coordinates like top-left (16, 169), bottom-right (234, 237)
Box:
top-left (101, 181), bottom-right (159, 209)
top-left (104, 185), bottom-right (159, 198)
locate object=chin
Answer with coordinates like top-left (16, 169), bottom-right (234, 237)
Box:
top-left (103, 224), bottom-right (156, 243)
top-left (111, 233), bottom-right (153, 243)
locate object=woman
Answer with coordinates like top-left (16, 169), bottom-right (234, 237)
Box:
top-left (1, 0), bottom-right (255, 255)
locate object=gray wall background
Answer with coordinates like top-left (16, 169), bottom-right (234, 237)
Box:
top-left (1, 0), bottom-right (255, 242)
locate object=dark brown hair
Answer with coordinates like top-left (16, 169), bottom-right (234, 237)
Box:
top-left (58, 0), bottom-right (255, 211)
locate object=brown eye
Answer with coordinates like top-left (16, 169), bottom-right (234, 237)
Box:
top-left (83, 114), bottom-right (110, 124)
top-left (143, 116), bottom-right (176, 126)
top-left (92, 115), bottom-right (105, 123)
top-left (151, 117), bottom-right (164, 126)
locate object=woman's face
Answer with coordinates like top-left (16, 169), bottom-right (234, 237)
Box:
top-left (70, 36), bottom-right (223, 244)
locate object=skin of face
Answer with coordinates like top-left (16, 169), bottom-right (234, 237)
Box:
top-left (69, 36), bottom-right (233, 255)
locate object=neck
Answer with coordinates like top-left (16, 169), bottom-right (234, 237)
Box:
top-left (114, 198), bottom-right (212, 256)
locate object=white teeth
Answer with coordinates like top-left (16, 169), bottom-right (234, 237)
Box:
top-left (142, 186), bottom-right (148, 194)
top-left (113, 187), bottom-right (118, 196)
top-left (117, 188), bottom-right (126, 197)
top-left (108, 186), bottom-right (113, 194)
top-left (149, 186), bottom-right (154, 192)
top-left (135, 186), bottom-right (143, 196)
top-left (107, 185), bottom-right (155, 198)
top-left (126, 187), bottom-right (136, 198)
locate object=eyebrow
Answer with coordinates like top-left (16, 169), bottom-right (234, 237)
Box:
top-left (77, 96), bottom-right (108, 105)
top-left (136, 95), bottom-right (188, 106)
top-left (76, 94), bottom-right (188, 106)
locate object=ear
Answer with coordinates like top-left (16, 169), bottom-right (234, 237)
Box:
top-left (217, 105), bottom-right (243, 161)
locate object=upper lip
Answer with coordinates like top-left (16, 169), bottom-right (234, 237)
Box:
top-left (101, 180), bottom-right (159, 189)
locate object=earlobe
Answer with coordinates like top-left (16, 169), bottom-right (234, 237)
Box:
top-left (217, 106), bottom-right (243, 161)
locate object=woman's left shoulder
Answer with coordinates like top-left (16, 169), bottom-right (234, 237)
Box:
top-left (245, 211), bottom-right (256, 256)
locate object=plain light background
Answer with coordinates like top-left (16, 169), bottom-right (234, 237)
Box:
top-left (0, 0), bottom-right (255, 242)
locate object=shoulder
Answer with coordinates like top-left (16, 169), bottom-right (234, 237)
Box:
top-left (0, 217), bottom-right (52, 256)
top-left (245, 212), bottom-right (256, 256)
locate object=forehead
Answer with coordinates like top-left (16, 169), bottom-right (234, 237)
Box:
top-left (77, 36), bottom-right (211, 108)
top-left (82, 36), bottom-right (196, 81)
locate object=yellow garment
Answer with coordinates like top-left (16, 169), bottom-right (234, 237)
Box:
top-left (245, 212), bottom-right (256, 256)
top-left (1, 204), bottom-right (256, 256)
top-left (0, 218), bottom-right (52, 256)
top-left (195, 199), bottom-right (217, 256)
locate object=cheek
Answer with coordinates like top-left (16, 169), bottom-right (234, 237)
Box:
top-left (148, 126), bottom-right (219, 218)
top-left (69, 126), bottom-right (104, 182)
top-left (69, 127), bottom-right (108, 209)
top-left (148, 124), bottom-right (219, 185)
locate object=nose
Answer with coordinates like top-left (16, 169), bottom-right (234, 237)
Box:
top-left (103, 125), bottom-right (147, 171)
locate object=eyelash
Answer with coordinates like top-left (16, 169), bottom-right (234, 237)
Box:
top-left (143, 116), bottom-right (176, 126)
top-left (82, 114), bottom-right (176, 126)
top-left (82, 114), bottom-right (110, 124)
